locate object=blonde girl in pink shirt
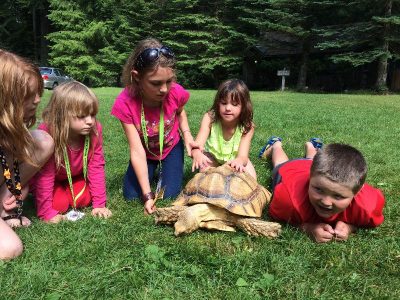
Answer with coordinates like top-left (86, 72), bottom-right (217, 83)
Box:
top-left (111, 38), bottom-right (195, 215)
top-left (32, 81), bottom-right (112, 223)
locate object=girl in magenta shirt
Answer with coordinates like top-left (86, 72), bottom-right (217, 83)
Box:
top-left (111, 38), bottom-right (195, 214)
top-left (32, 81), bottom-right (112, 223)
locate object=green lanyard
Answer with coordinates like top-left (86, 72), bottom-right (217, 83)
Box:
top-left (140, 101), bottom-right (164, 193)
top-left (63, 135), bottom-right (90, 209)
top-left (140, 101), bottom-right (164, 161)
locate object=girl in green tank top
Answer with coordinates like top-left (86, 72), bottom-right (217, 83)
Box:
top-left (191, 79), bottom-right (257, 179)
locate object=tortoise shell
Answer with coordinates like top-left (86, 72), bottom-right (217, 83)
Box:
top-left (173, 164), bottom-right (271, 218)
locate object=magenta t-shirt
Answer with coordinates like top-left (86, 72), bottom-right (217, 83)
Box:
top-left (32, 122), bottom-right (107, 221)
top-left (111, 83), bottom-right (190, 160)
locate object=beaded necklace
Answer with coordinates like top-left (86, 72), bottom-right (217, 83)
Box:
top-left (0, 147), bottom-right (23, 224)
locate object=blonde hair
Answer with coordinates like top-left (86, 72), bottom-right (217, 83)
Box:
top-left (0, 49), bottom-right (44, 164)
top-left (121, 38), bottom-right (176, 96)
top-left (42, 81), bottom-right (99, 169)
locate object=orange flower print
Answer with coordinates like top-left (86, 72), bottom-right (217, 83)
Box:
top-left (3, 168), bottom-right (11, 179)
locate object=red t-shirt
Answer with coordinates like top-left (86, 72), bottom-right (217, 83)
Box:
top-left (269, 160), bottom-right (385, 227)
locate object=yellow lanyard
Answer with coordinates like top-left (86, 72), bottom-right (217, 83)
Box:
top-left (63, 136), bottom-right (90, 209)
top-left (140, 101), bottom-right (164, 160)
top-left (140, 101), bottom-right (164, 194)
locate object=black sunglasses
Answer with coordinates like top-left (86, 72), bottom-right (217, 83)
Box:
top-left (135, 46), bottom-right (175, 70)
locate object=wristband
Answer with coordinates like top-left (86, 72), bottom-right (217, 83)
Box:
top-left (141, 191), bottom-right (155, 203)
top-left (182, 129), bottom-right (191, 135)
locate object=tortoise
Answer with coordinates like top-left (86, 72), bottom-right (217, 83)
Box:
top-left (154, 164), bottom-right (281, 238)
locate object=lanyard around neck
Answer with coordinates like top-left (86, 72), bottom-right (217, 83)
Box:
top-left (63, 135), bottom-right (90, 209)
top-left (140, 101), bottom-right (164, 161)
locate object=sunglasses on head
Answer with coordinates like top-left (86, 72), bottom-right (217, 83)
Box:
top-left (135, 46), bottom-right (175, 70)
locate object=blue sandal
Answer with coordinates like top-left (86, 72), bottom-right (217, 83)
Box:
top-left (259, 136), bottom-right (282, 159)
top-left (310, 137), bottom-right (323, 150)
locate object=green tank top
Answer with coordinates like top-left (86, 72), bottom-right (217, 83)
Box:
top-left (205, 122), bottom-right (243, 164)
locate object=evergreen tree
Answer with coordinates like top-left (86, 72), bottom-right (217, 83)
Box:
top-left (47, 0), bottom-right (143, 86)
top-left (315, 0), bottom-right (400, 91)
top-left (255, 0), bottom-right (328, 91)
top-left (157, 0), bottom-right (265, 87)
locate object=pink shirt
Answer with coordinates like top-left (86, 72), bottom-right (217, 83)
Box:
top-left (269, 159), bottom-right (385, 227)
top-left (111, 83), bottom-right (190, 160)
top-left (32, 122), bottom-right (107, 220)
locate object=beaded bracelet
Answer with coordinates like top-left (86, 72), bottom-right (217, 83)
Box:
top-left (141, 191), bottom-right (155, 203)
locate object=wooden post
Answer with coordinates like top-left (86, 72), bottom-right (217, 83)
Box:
top-left (277, 68), bottom-right (290, 91)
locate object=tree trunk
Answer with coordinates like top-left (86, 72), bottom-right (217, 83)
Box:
top-left (39, 5), bottom-right (50, 65)
top-left (32, 7), bottom-right (37, 62)
top-left (374, 0), bottom-right (392, 92)
top-left (296, 39), bottom-right (310, 91)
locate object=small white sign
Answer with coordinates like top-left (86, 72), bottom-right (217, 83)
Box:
top-left (277, 70), bottom-right (290, 76)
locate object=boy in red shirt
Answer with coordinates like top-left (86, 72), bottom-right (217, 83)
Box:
top-left (260, 137), bottom-right (385, 243)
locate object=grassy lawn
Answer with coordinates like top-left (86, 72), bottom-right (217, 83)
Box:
top-left (1, 88), bottom-right (399, 299)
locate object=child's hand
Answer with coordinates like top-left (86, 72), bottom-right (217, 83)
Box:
top-left (47, 214), bottom-right (65, 224)
top-left (144, 199), bottom-right (156, 215)
top-left (2, 192), bottom-right (17, 211)
top-left (1, 185), bottom-right (29, 210)
top-left (227, 158), bottom-right (247, 172)
top-left (188, 141), bottom-right (204, 157)
top-left (191, 150), bottom-right (212, 172)
top-left (334, 221), bottom-right (355, 241)
top-left (301, 222), bottom-right (335, 243)
top-left (92, 207), bottom-right (112, 219)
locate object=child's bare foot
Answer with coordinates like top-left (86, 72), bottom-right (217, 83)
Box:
top-left (305, 138), bottom-right (323, 159)
top-left (305, 142), bottom-right (318, 159)
top-left (1, 210), bottom-right (31, 228)
top-left (259, 136), bottom-right (282, 160)
top-left (1, 186), bottom-right (31, 228)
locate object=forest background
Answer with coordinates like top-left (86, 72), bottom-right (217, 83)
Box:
top-left (1, 0), bottom-right (399, 92)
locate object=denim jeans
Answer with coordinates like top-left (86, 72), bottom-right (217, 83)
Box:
top-left (123, 139), bottom-right (184, 200)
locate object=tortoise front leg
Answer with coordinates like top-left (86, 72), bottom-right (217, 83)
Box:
top-left (236, 218), bottom-right (282, 238)
top-left (154, 206), bottom-right (186, 224)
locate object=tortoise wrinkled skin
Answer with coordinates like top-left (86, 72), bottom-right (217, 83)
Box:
top-left (155, 165), bottom-right (282, 238)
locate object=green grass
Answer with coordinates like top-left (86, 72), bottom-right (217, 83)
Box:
top-left (1, 88), bottom-right (399, 299)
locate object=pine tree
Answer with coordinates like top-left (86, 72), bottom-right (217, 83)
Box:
top-left (253, 0), bottom-right (331, 91)
top-left (314, 0), bottom-right (400, 91)
top-left (156, 0), bottom-right (265, 87)
top-left (47, 0), bottom-right (143, 86)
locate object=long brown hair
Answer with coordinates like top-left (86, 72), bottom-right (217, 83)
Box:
top-left (0, 49), bottom-right (44, 164)
top-left (209, 79), bottom-right (253, 134)
top-left (42, 81), bottom-right (99, 169)
top-left (121, 38), bottom-right (176, 97)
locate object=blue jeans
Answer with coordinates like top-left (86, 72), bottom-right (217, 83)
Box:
top-left (123, 139), bottom-right (184, 200)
